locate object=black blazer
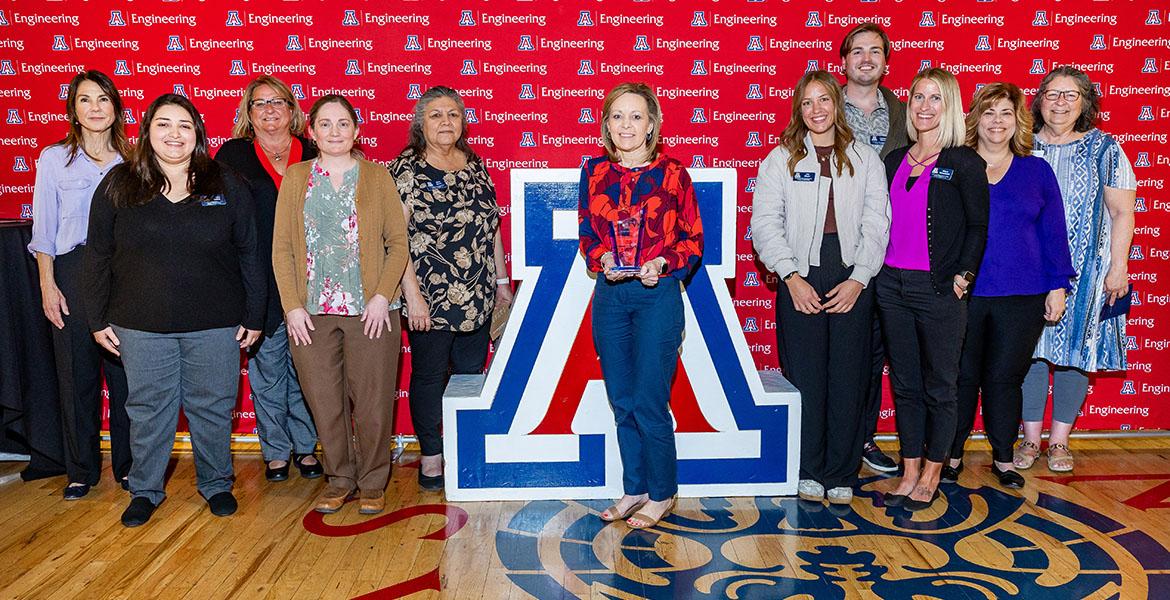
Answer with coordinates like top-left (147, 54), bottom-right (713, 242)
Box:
top-left (216, 136), bottom-right (318, 336)
top-left (884, 145), bottom-right (989, 294)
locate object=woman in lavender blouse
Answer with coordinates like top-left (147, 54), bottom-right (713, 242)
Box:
top-left (28, 70), bottom-right (134, 499)
top-left (945, 83), bottom-right (1075, 490)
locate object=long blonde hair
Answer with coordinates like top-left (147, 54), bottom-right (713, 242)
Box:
top-left (780, 70), bottom-right (855, 177)
top-left (907, 68), bottom-right (966, 148)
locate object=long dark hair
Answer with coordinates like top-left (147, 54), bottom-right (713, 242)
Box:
top-left (108, 94), bottom-right (221, 208)
top-left (403, 86), bottom-right (479, 162)
top-left (58, 70), bottom-right (132, 166)
top-left (780, 70), bottom-right (855, 177)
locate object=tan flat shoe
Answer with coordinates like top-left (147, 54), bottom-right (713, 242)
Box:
top-left (358, 491), bottom-right (385, 515)
top-left (600, 497), bottom-right (647, 522)
top-left (1046, 443), bottom-right (1074, 472)
top-left (627, 498), bottom-right (675, 530)
top-left (1013, 441), bottom-right (1041, 470)
top-left (314, 487), bottom-right (354, 514)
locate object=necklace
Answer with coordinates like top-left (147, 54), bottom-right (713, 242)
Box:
top-left (259, 137), bottom-right (292, 162)
top-left (908, 148), bottom-right (940, 166)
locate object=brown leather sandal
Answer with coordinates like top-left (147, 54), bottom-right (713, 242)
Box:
top-left (1013, 441), bottom-right (1041, 470)
top-left (599, 497), bottom-right (647, 522)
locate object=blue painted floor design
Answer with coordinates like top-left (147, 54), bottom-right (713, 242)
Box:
top-left (495, 475), bottom-right (1170, 599)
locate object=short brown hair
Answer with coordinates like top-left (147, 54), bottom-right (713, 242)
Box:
top-left (1031, 66), bottom-right (1100, 134)
top-left (231, 75), bottom-right (306, 139)
top-left (839, 23), bottom-right (891, 59)
top-left (965, 83), bottom-right (1033, 156)
top-left (599, 82), bottom-right (663, 162)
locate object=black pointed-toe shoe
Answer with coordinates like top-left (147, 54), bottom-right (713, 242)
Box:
top-left (991, 463), bottom-right (1025, 489)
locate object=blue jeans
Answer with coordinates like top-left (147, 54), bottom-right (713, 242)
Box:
top-left (591, 277), bottom-right (684, 501)
top-left (248, 322), bottom-right (317, 462)
top-left (113, 325), bottom-right (239, 505)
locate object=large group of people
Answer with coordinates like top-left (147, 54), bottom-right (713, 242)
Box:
top-left (28, 21), bottom-right (1135, 528)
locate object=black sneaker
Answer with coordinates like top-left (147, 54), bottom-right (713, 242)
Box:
top-left (861, 443), bottom-right (899, 473)
top-left (121, 497), bottom-right (158, 527)
top-left (206, 491), bottom-right (238, 517)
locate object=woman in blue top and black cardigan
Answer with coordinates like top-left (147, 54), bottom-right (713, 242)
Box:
top-left (946, 83), bottom-right (1075, 489)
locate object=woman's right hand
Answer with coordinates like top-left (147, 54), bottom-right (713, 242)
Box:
top-left (93, 327), bottom-right (121, 356)
top-left (785, 275), bottom-right (823, 315)
top-left (600, 252), bottom-right (633, 282)
top-left (405, 292), bottom-right (432, 332)
top-left (41, 282), bottom-right (68, 330)
top-left (286, 308), bottom-right (315, 346)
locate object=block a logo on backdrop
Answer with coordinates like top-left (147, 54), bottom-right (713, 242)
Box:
top-left (442, 168), bottom-right (799, 501)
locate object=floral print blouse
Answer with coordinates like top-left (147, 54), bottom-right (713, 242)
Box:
top-left (304, 161), bottom-right (365, 316)
top-left (389, 152), bottom-right (500, 332)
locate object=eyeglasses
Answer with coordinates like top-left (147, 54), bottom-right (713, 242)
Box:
top-left (1042, 89), bottom-right (1082, 102)
top-left (249, 98), bottom-right (292, 110)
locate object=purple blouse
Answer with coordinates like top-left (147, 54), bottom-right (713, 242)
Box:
top-left (28, 144), bottom-right (123, 256)
top-left (884, 155), bottom-right (932, 270)
top-left (973, 155), bottom-right (1075, 296)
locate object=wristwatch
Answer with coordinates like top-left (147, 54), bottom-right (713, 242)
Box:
top-left (782, 271), bottom-right (798, 281)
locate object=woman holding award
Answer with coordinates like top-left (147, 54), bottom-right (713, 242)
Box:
top-left (751, 70), bottom-right (890, 507)
top-left (579, 83), bottom-right (703, 529)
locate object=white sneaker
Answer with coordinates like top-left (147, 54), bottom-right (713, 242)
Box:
top-left (798, 479), bottom-right (825, 502)
top-left (827, 487), bottom-right (854, 505)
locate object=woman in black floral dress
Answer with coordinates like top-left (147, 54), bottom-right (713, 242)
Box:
top-left (390, 86), bottom-right (512, 491)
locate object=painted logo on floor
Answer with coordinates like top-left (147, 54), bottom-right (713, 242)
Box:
top-left (495, 477), bottom-right (1170, 598)
top-left (443, 168), bottom-right (798, 501)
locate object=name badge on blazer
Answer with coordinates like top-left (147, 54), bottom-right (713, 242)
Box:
top-left (869, 134), bottom-right (887, 146)
top-left (930, 167), bottom-right (955, 181)
top-left (423, 179), bottom-right (448, 191)
top-left (200, 195), bottom-right (227, 207)
top-left (792, 172), bottom-right (816, 182)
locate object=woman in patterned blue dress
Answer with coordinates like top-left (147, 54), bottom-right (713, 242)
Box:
top-left (1016, 67), bottom-right (1137, 473)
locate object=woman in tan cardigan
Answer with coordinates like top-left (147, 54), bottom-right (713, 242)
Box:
top-left (272, 95), bottom-right (408, 515)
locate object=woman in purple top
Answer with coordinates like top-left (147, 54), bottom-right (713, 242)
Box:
top-left (945, 83), bottom-right (1075, 490)
top-left (877, 68), bottom-right (989, 512)
top-left (28, 70), bottom-right (133, 500)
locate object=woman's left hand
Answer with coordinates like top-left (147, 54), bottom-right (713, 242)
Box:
top-left (236, 326), bottom-right (261, 349)
top-left (638, 257), bottom-right (668, 287)
top-left (823, 280), bottom-right (863, 314)
top-left (361, 294), bottom-right (393, 339)
top-left (496, 282), bottom-right (514, 306)
top-left (1103, 267), bottom-right (1129, 306)
top-left (952, 275), bottom-right (969, 299)
top-left (1044, 288), bottom-right (1067, 322)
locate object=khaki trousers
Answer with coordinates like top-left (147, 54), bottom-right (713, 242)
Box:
top-left (289, 312), bottom-right (401, 492)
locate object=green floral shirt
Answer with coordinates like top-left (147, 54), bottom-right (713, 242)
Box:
top-left (304, 161), bottom-right (364, 316)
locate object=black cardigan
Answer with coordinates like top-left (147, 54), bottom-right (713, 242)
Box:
top-left (884, 145), bottom-right (990, 294)
top-left (215, 136), bottom-right (317, 336)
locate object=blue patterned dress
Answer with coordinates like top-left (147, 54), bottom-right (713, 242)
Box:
top-left (1032, 129), bottom-right (1136, 372)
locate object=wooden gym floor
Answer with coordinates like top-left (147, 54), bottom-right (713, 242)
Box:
top-left (1, 438), bottom-right (1169, 599)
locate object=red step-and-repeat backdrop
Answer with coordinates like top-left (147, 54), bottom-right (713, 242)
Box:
top-left (3, 1), bottom-right (1167, 434)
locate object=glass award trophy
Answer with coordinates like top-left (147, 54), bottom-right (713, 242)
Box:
top-left (610, 207), bottom-right (645, 273)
